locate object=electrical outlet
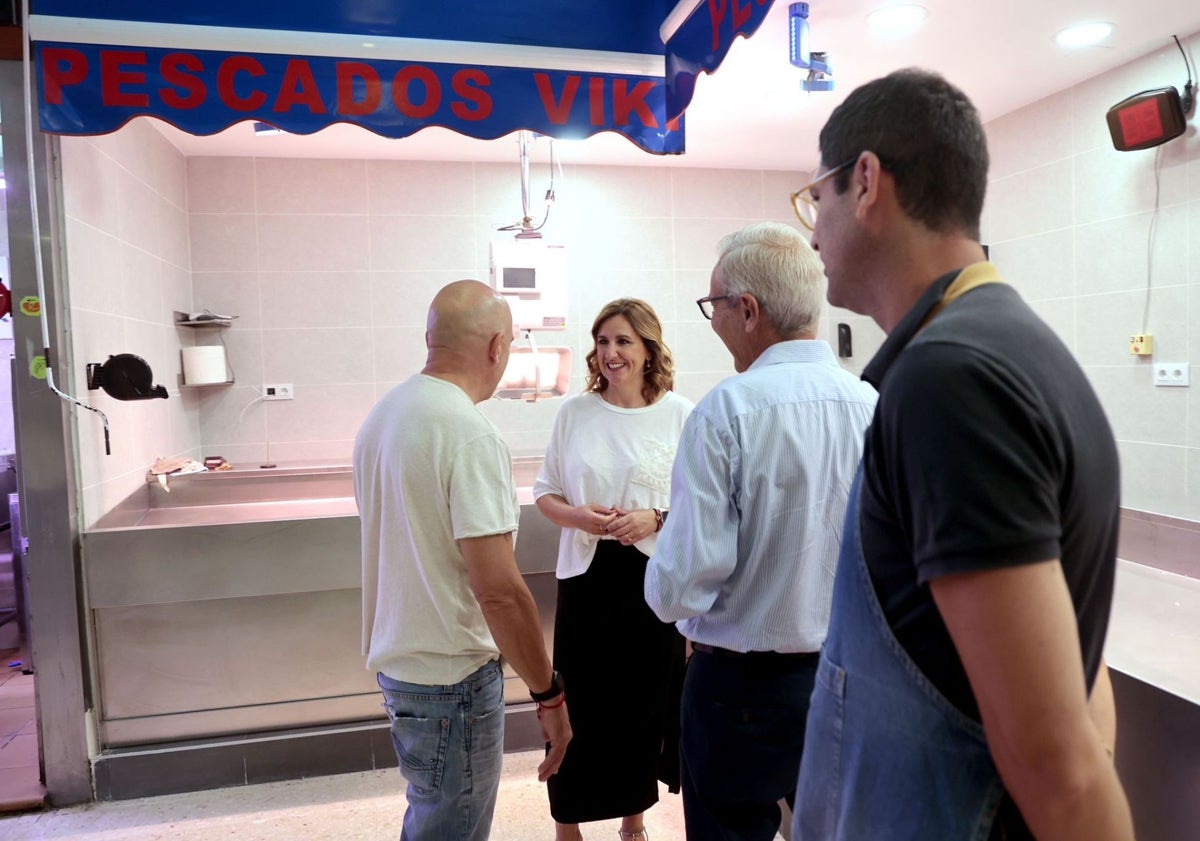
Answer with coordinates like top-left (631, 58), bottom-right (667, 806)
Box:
top-left (1129, 333), bottom-right (1153, 355)
top-left (263, 383), bottom-right (294, 401)
top-left (1153, 363), bottom-right (1190, 388)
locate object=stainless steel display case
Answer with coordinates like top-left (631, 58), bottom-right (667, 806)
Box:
top-left (83, 458), bottom-right (558, 748)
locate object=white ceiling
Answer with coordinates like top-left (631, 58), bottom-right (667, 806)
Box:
top-left (156, 0), bottom-right (1200, 172)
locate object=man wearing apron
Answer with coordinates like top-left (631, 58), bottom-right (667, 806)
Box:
top-left (790, 69), bottom-right (1135, 840)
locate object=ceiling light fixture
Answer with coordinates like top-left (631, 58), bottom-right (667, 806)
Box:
top-left (1055, 21), bottom-right (1114, 49)
top-left (866, 4), bottom-right (929, 39)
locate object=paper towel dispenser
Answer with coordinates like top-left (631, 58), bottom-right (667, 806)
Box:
top-left (180, 346), bottom-right (231, 385)
top-left (86, 354), bottom-right (169, 400)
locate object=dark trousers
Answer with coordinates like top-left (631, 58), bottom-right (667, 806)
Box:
top-left (680, 648), bottom-right (818, 841)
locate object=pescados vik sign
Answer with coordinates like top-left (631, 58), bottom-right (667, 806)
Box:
top-left (30, 0), bottom-right (777, 155)
top-left (37, 44), bottom-right (686, 153)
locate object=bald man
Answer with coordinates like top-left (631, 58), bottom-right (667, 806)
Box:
top-left (354, 280), bottom-right (571, 841)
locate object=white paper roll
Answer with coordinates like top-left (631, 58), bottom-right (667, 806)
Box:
top-left (181, 345), bottom-right (228, 385)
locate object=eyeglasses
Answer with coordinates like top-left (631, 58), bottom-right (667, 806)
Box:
top-left (696, 294), bottom-right (735, 320)
top-left (790, 158), bottom-right (856, 231)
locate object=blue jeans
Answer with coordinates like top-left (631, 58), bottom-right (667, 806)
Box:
top-left (378, 660), bottom-right (505, 841)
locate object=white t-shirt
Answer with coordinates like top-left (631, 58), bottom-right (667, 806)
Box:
top-left (354, 374), bottom-right (519, 685)
top-left (533, 391), bottom-right (693, 579)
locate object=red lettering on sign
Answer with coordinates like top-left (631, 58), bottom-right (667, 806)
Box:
top-left (667, 115), bottom-right (682, 132)
top-left (589, 77), bottom-right (605, 126)
top-left (101, 50), bottom-right (148, 107)
top-left (708, 0), bottom-right (756, 52)
top-left (41, 47), bottom-right (88, 105)
top-left (535, 73), bottom-right (580, 125)
top-left (732, 0), bottom-right (752, 31)
top-left (393, 65), bottom-right (441, 118)
top-left (159, 53), bottom-right (206, 109)
top-left (217, 56), bottom-right (268, 111)
top-left (451, 69), bottom-right (493, 120)
top-left (336, 62), bottom-right (382, 116)
top-left (707, 0), bottom-right (727, 52)
top-left (612, 80), bottom-right (657, 128)
top-left (274, 59), bottom-right (325, 113)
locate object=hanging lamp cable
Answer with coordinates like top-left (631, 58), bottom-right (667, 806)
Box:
top-left (497, 131), bottom-right (556, 234)
top-left (1172, 35), bottom-right (1194, 115)
top-left (1141, 145), bottom-right (1163, 335)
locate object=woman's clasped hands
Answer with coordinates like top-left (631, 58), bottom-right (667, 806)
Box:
top-left (575, 503), bottom-right (617, 537)
top-left (576, 504), bottom-right (656, 546)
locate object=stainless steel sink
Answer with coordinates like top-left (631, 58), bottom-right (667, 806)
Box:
top-left (93, 456), bottom-right (545, 531)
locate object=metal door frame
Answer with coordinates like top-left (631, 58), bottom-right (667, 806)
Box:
top-left (1, 58), bottom-right (93, 805)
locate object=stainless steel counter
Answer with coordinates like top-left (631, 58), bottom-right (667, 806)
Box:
top-left (82, 458), bottom-right (557, 749)
top-left (1105, 560), bottom-right (1200, 841)
top-left (1107, 559), bottom-right (1200, 705)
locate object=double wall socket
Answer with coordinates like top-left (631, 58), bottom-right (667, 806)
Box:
top-left (263, 383), bottom-right (294, 400)
top-left (1153, 363), bottom-right (1190, 388)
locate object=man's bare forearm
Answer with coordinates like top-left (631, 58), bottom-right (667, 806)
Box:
top-left (476, 579), bottom-right (554, 693)
top-left (460, 533), bottom-right (554, 694)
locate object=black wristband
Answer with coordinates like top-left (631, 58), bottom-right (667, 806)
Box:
top-left (530, 670), bottom-right (564, 703)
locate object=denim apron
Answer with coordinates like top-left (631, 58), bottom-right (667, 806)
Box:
top-left (793, 458), bottom-right (1006, 840)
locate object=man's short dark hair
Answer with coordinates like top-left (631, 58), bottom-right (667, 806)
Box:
top-left (819, 68), bottom-right (988, 239)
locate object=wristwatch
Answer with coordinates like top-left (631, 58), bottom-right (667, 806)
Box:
top-left (530, 670), bottom-right (564, 703)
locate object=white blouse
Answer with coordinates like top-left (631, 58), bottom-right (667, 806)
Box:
top-left (533, 391), bottom-right (693, 579)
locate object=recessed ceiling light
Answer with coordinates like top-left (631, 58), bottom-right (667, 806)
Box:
top-left (1055, 21), bottom-right (1114, 49)
top-left (866, 4), bottom-right (929, 38)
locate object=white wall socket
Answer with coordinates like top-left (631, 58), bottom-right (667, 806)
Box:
top-left (263, 383), bottom-right (294, 400)
top-left (1153, 363), bottom-right (1189, 388)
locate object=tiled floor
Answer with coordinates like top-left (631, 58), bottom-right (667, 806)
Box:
top-left (0, 750), bottom-right (698, 840)
top-left (0, 661), bottom-right (789, 839)
top-left (0, 652), bottom-right (43, 814)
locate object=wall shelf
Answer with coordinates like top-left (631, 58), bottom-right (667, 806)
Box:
top-left (174, 310), bottom-right (233, 328)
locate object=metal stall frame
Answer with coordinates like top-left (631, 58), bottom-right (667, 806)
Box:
top-left (0, 59), bottom-right (93, 805)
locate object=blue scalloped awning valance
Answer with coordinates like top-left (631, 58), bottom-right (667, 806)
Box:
top-left (29, 0), bottom-right (775, 155)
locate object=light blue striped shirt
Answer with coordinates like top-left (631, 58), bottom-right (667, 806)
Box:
top-left (645, 340), bottom-right (877, 652)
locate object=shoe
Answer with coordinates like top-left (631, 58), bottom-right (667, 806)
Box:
top-left (617, 831), bottom-right (648, 841)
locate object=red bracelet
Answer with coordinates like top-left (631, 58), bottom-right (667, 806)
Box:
top-left (537, 693), bottom-right (567, 711)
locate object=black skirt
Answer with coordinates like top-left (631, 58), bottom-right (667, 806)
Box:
top-left (547, 540), bottom-right (685, 824)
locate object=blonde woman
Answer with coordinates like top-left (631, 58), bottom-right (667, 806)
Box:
top-left (533, 299), bottom-right (693, 841)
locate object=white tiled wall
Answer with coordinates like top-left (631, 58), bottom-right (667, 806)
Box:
top-left (984, 32), bottom-right (1200, 520)
top-left (59, 31), bottom-right (1199, 525)
top-left (60, 121), bottom-right (199, 526)
top-left (185, 156), bottom-right (814, 463)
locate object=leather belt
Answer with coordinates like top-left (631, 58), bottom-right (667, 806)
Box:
top-left (691, 642), bottom-right (818, 662)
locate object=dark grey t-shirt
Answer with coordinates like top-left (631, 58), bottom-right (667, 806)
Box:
top-left (860, 270), bottom-right (1120, 722)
